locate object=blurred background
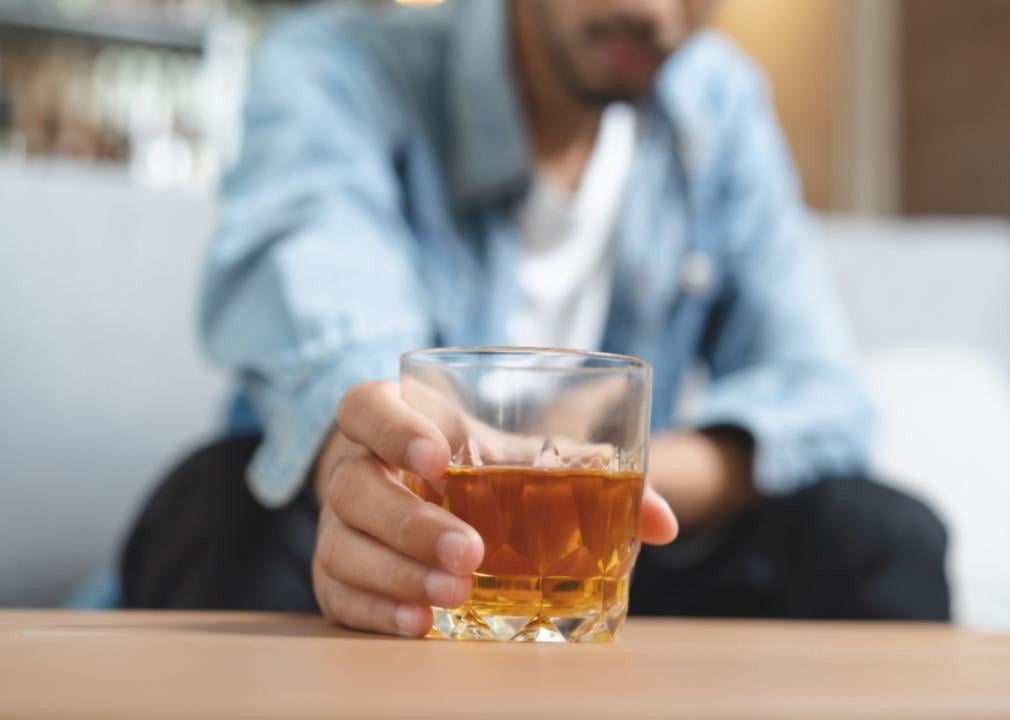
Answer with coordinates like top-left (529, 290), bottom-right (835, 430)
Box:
top-left (2, 0), bottom-right (1008, 626)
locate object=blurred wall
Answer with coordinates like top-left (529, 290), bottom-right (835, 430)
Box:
top-left (712, 0), bottom-right (901, 215)
top-left (712, 0), bottom-right (843, 210)
top-left (715, 0), bottom-right (1010, 219)
top-left (902, 0), bottom-right (1010, 216)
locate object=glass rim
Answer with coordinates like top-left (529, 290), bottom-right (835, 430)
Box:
top-left (400, 346), bottom-right (652, 373)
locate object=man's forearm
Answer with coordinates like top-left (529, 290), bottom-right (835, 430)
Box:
top-left (648, 428), bottom-right (758, 531)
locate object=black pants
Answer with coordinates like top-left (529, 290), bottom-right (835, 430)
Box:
top-left (121, 435), bottom-right (951, 621)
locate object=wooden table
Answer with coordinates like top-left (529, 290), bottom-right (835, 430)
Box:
top-left (1, 611), bottom-right (1009, 719)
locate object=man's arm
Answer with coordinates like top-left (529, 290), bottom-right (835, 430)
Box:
top-left (201, 15), bottom-right (432, 507)
top-left (686, 62), bottom-right (876, 501)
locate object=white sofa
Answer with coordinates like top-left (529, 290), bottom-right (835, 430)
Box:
top-left (0, 161), bottom-right (228, 607)
top-left (2, 161), bottom-right (1008, 628)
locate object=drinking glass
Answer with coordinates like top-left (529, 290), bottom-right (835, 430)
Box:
top-left (400, 347), bottom-right (652, 642)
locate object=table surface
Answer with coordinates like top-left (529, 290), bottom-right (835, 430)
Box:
top-left (1, 611), bottom-right (1009, 720)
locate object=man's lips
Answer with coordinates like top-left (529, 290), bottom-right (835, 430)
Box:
top-left (595, 37), bottom-right (664, 76)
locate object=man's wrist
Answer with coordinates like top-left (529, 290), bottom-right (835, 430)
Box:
top-left (649, 427), bottom-right (757, 529)
top-left (698, 425), bottom-right (757, 505)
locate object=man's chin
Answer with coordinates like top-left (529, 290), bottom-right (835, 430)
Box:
top-left (571, 80), bottom-right (655, 106)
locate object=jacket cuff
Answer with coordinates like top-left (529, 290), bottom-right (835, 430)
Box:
top-left (693, 383), bottom-right (874, 497)
top-left (245, 346), bottom-right (401, 508)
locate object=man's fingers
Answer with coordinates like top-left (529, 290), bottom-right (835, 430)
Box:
top-left (316, 515), bottom-right (472, 609)
top-left (639, 485), bottom-right (678, 545)
top-left (313, 570), bottom-right (433, 638)
top-left (327, 455), bottom-right (484, 574)
top-left (338, 381), bottom-right (451, 478)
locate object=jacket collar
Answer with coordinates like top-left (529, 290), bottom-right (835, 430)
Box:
top-left (447, 0), bottom-right (531, 205)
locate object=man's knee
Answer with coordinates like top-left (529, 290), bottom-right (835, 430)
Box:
top-left (797, 477), bottom-right (948, 569)
top-left (791, 474), bottom-right (949, 609)
top-left (164, 434), bottom-right (262, 497)
top-left (781, 477), bottom-right (950, 620)
top-left (122, 434), bottom-right (266, 608)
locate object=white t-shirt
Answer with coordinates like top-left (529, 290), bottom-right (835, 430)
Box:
top-left (507, 103), bottom-right (637, 350)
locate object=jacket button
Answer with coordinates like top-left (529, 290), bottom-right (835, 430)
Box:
top-left (679, 251), bottom-right (712, 296)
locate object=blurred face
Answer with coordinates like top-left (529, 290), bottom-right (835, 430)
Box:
top-left (528, 0), bottom-right (714, 104)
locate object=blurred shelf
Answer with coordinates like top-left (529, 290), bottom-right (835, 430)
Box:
top-left (0, 1), bottom-right (206, 51)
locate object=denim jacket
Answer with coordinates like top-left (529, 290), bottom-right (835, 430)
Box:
top-left (201, 0), bottom-right (875, 507)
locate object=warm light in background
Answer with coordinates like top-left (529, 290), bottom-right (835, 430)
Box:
top-left (712, 0), bottom-right (900, 214)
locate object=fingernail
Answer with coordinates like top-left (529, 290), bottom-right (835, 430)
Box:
top-left (425, 570), bottom-right (470, 608)
top-left (405, 437), bottom-right (436, 476)
top-left (395, 604), bottom-right (426, 637)
top-left (436, 531), bottom-right (471, 573)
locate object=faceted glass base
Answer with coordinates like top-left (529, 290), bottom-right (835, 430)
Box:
top-left (404, 466), bottom-right (644, 643)
top-left (428, 575), bottom-right (631, 643)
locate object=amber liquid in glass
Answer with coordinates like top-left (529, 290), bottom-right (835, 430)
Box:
top-left (403, 465), bottom-right (644, 642)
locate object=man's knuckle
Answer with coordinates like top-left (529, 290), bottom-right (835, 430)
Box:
top-left (389, 502), bottom-right (422, 549)
top-left (362, 592), bottom-right (388, 627)
top-left (315, 524), bottom-right (341, 577)
top-left (333, 593), bottom-right (361, 630)
top-left (338, 382), bottom-right (372, 422)
top-left (327, 459), bottom-right (358, 513)
top-left (374, 414), bottom-right (403, 456)
top-left (336, 391), bottom-right (356, 425)
top-left (379, 556), bottom-right (403, 591)
top-left (312, 528), bottom-right (328, 566)
top-left (311, 566), bottom-right (328, 615)
top-left (325, 581), bottom-right (345, 622)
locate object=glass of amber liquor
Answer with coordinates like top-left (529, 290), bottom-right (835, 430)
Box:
top-left (400, 347), bottom-right (651, 643)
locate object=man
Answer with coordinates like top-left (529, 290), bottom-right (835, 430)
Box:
top-left (122, 0), bottom-right (949, 633)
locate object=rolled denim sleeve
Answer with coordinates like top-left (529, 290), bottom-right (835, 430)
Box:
top-left (694, 71), bottom-right (876, 495)
top-left (200, 17), bottom-right (431, 507)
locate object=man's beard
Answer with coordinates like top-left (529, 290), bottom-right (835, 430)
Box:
top-left (545, 16), bottom-right (670, 106)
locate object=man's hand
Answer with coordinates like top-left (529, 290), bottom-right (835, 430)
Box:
top-left (312, 381), bottom-right (678, 637)
top-left (311, 381), bottom-right (480, 637)
top-left (649, 429), bottom-right (759, 531)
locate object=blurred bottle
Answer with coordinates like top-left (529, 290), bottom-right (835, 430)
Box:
top-left (0, 0), bottom-right (297, 188)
